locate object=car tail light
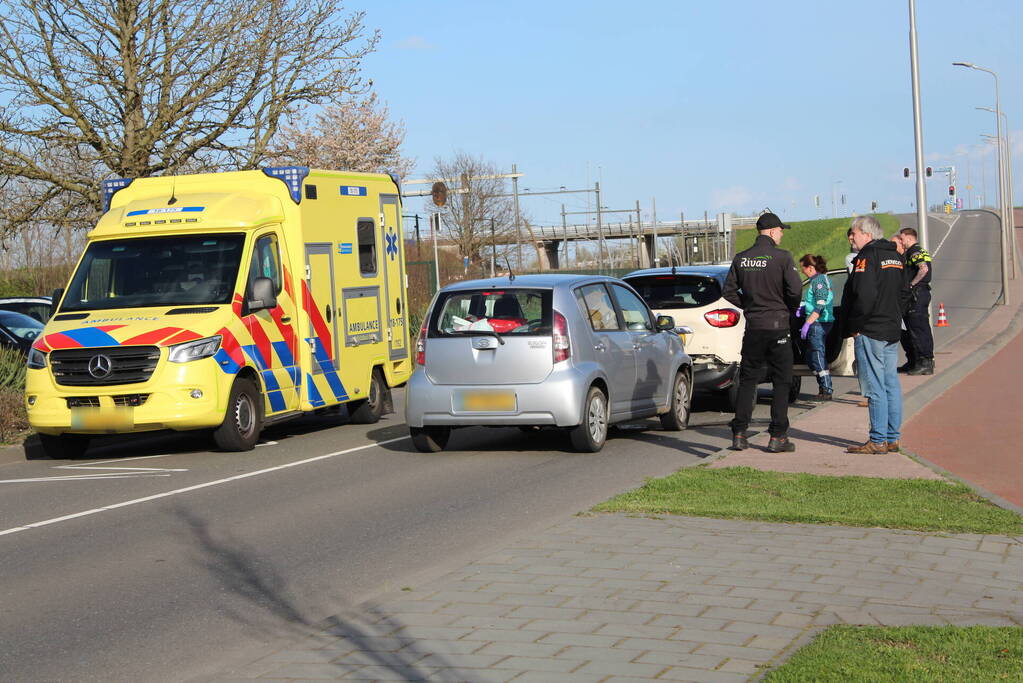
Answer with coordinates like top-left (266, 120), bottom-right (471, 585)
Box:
top-left (552, 310), bottom-right (570, 363)
top-left (415, 318), bottom-right (428, 365)
top-left (704, 308), bottom-right (740, 328)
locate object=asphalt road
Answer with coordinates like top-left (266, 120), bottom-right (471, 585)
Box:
top-left (0, 210), bottom-right (1000, 682)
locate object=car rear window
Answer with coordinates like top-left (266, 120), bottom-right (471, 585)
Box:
top-left (625, 275), bottom-right (722, 309)
top-left (430, 288), bottom-right (552, 336)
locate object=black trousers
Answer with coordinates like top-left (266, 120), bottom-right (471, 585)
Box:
top-left (900, 287), bottom-right (933, 363)
top-left (730, 328), bottom-right (793, 437)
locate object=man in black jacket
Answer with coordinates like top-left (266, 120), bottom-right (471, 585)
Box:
top-left (842, 215), bottom-right (906, 454)
top-left (722, 212), bottom-right (803, 453)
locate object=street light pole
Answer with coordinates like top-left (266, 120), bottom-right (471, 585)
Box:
top-left (909, 0), bottom-right (929, 250)
top-left (955, 61), bottom-right (1010, 303)
top-left (978, 106), bottom-right (1017, 278)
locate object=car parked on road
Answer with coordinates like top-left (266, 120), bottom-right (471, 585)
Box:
top-left (0, 310), bottom-right (45, 354)
top-left (405, 274), bottom-right (693, 453)
top-left (0, 296), bottom-right (52, 323)
top-left (623, 266), bottom-right (855, 409)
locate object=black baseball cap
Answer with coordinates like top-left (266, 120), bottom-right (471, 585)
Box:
top-left (756, 212), bottom-right (790, 230)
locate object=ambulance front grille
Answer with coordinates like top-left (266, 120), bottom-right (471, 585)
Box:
top-left (51, 346), bottom-right (161, 386)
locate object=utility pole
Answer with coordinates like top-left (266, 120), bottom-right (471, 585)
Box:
top-left (511, 163), bottom-right (522, 271)
top-left (595, 181), bottom-right (604, 271)
top-left (651, 197), bottom-right (659, 267)
top-left (561, 204), bottom-right (569, 268)
top-left (909, 0), bottom-right (929, 250)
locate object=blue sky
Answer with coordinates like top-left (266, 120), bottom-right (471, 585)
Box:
top-left (360, 0), bottom-right (1022, 226)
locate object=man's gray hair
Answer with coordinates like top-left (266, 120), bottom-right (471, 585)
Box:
top-left (850, 215), bottom-right (883, 240)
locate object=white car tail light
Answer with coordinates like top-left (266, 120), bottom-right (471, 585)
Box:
top-left (415, 318), bottom-right (428, 365)
top-left (704, 308), bottom-right (741, 328)
top-left (553, 310), bottom-right (570, 363)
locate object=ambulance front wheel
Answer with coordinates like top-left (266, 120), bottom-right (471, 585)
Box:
top-left (214, 377), bottom-right (263, 452)
top-left (348, 368), bottom-right (384, 424)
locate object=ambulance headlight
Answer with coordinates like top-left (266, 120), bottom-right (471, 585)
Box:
top-left (168, 335), bottom-right (222, 363)
top-left (27, 347), bottom-right (48, 369)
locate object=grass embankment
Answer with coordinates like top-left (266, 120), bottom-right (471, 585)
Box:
top-left (733, 214), bottom-right (901, 269)
top-left (764, 625), bottom-right (1023, 682)
top-left (593, 466), bottom-right (1023, 534)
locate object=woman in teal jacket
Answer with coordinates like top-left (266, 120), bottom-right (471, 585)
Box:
top-left (798, 254), bottom-right (835, 400)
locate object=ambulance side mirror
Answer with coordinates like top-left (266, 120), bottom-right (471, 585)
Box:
top-left (50, 288), bottom-right (63, 318)
top-left (247, 277), bottom-right (277, 313)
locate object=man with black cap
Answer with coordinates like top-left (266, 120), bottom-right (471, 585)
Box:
top-left (722, 211), bottom-right (803, 452)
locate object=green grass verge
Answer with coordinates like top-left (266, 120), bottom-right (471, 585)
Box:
top-left (593, 466), bottom-right (1023, 534)
top-left (763, 625), bottom-right (1023, 682)
top-left (733, 214), bottom-right (901, 271)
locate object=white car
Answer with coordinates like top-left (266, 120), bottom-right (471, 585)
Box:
top-left (623, 266), bottom-right (854, 409)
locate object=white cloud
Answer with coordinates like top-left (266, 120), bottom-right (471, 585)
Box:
top-left (394, 36), bottom-right (435, 50)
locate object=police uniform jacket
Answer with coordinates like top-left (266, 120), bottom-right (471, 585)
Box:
top-left (841, 238), bottom-right (906, 343)
top-left (905, 243), bottom-right (933, 289)
top-left (722, 234), bottom-right (802, 331)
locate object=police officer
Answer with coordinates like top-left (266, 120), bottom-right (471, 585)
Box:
top-left (722, 212), bottom-right (803, 453)
top-left (896, 227), bottom-right (934, 375)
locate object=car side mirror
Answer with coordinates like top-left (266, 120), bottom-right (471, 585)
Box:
top-left (50, 288), bottom-right (63, 317)
top-left (247, 277), bottom-right (277, 313)
top-left (656, 315), bottom-right (675, 332)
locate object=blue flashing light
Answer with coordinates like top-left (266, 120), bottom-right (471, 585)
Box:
top-left (101, 178), bottom-right (134, 212)
top-left (388, 172), bottom-right (402, 198)
top-left (262, 166), bottom-right (309, 204)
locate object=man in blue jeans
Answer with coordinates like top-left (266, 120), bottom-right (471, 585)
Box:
top-left (841, 216), bottom-right (907, 454)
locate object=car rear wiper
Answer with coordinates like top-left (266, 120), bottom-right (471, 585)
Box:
top-left (447, 329), bottom-right (505, 345)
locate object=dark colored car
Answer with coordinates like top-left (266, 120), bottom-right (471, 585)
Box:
top-left (0, 310), bottom-right (45, 354)
top-left (0, 296), bottom-right (53, 324)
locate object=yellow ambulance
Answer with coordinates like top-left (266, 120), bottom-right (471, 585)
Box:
top-left (26, 167), bottom-right (412, 457)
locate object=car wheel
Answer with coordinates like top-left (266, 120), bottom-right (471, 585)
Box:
top-left (38, 433), bottom-right (90, 459)
top-left (660, 370), bottom-right (692, 431)
top-left (569, 386), bottom-right (608, 453)
top-left (213, 377), bottom-right (262, 451)
top-left (348, 368), bottom-right (385, 424)
top-left (410, 426), bottom-right (451, 452)
top-left (788, 375), bottom-right (803, 404)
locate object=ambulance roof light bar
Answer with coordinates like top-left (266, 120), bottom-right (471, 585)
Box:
top-left (101, 178), bottom-right (134, 212)
top-left (262, 166), bottom-right (309, 204)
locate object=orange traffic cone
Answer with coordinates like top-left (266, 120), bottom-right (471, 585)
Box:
top-left (935, 302), bottom-right (950, 327)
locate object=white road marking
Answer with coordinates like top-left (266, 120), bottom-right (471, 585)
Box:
top-left (255, 440), bottom-right (278, 447)
top-left (928, 212), bottom-right (960, 257)
top-left (0, 436), bottom-right (410, 538)
top-left (0, 452), bottom-right (190, 484)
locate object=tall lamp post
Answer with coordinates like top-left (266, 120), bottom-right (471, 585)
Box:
top-left (909, 0), bottom-right (929, 250)
top-left (978, 106), bottom-right (1017, 277)
top-left (954, 61), bottom-right (1010, 303)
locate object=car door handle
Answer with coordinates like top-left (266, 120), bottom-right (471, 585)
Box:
top-left (325, 305), bottom-right (332, 323)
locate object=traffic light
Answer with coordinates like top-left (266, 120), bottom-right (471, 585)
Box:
top-left (903, 168), bottom-right (910, 178)
top-left (949, 185), bottom-right (955, 196)
top-left (926, 167), bottom-right (933, 177)
top-left (871, 201), bottom-right (878, 211)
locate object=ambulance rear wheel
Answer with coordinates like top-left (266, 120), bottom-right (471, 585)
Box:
top-left (214, 377), bottom-right (262, 452)
top-left (348, 368), bottom-right (384, 424)
top-left (38, 433), bottom-right (90, 459)
top-left (410, 426), bottom-right (450, 452)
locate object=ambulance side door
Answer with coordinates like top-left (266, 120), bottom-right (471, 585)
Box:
top-left (244, 231), bottom-right (299, 413)
top-left (379, 195), bottom-right (409, 361)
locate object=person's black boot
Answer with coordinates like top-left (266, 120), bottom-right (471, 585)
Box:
top-left (897, 361), bottom-right (915, 373)
top-left (766, 436), bottom-right (796, 453)
top-left (907, 358), bottom-right (934, 376)
top-left (730, 433), bottom-right (748, 451)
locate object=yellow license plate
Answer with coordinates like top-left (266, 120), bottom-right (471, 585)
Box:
top-left (71, 407), bottom-right (134, 431)
top-left (458, 390), bottom-right (516, 412)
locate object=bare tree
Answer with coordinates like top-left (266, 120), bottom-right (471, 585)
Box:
top-left (268, 93), bottom-right (414, 178)
top-left (0, 0), bottom-right (379, 236)
top-left (431, 152), bottom-right (517, 271)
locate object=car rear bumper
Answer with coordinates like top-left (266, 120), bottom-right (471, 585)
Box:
top-left (404, 366), bottom-right (590, 428)
top-left (692, 359), bottom-right (737, 393)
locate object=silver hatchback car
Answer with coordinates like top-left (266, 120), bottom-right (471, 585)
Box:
top-left (405, 274), bottom-right (693, 452)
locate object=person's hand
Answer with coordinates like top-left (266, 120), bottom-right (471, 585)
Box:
top-left (799, 321), bottom-right (811, 340)
top-left (794, 303), bottom-right (804, 318)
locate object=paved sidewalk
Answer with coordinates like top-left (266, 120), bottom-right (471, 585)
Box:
top-left (211, 516), bottom-right (1022, 683)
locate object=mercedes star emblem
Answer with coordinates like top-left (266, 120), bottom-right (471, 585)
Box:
top-left (88, 354), bottom-right (113, 379)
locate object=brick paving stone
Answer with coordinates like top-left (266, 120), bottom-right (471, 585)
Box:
top-left (460, 628), bottom-right (540, 643)
top-left (555, 645), bottom-right (646, 662)
top-left (512, 673), bottom-right (608, 683)
top-left (613, 637), bottom-right (699, 653)
top-left (646, 615), bottom-right (729, 631)
top-left (718, 658), bottom-right (769, 674)
top-left (670, 629), bottom-right (752, 647)
top-left (537, 632), bottom-right (622, 648)
top-left (575, 659), bottom-right (665, 677)
top-left (578, 609), bottom-right (653, 625)
top-left (635, 650), bottom-right (726, 669)
top-left (492, 655), bottom-right (584, 672)
top-left (657, 665), bottom-right (752, 682)
top-left (689, 642), bottom-right (779, 661)
top-left (474, 641), bottom-right (564, 658)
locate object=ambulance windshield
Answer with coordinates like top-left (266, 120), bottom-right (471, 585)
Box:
top-left (60, 234), bottom-right (245, 312)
